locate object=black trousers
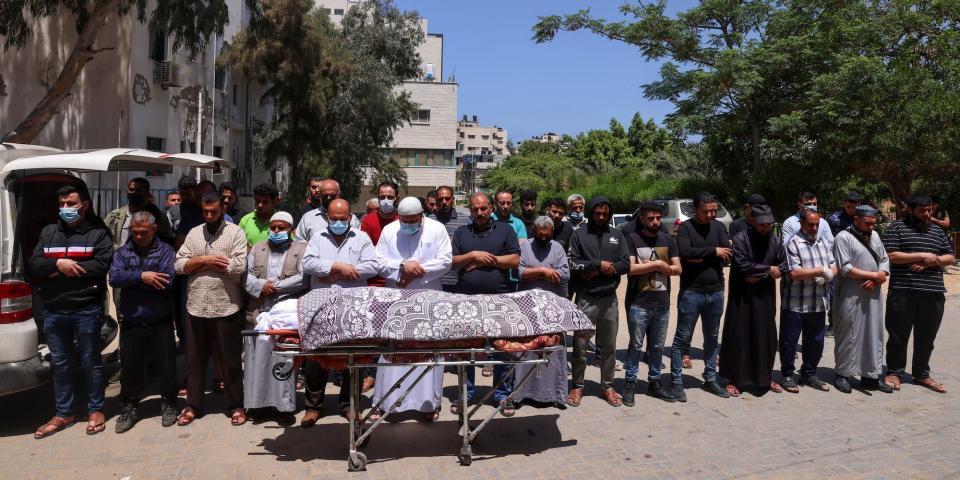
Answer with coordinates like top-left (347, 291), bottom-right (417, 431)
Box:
top-left (303, 361), bottom-right (356, 411)
top-left (119, 319), bottom-right (178, 407)
top-left (186, 312), bottom-right (243, 411)
top-left (885, 289), bottom-right (946, 380)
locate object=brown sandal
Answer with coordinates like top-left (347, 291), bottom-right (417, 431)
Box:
top-left (682, 355), bottom-right (693, 369)
top-left (230, 408), bottom-right (248, 426)
top-left (884, 374), bottom-right (901, 391)
top-left (177, 407), bottom-right (197, 426)
top-left (86, 411), bottom-right (106, 435)
top-left (769, 381), bottom-right (783, 393)
top-left (916, 377), bottom-right (946, 393)
top-left (34, 415), bottom-right (76, 439)
top-left (601, 388), bottom-right (622, 407)
top-left (566, 388), bottom-right (583, 407)
top-left (726, 384), bottom-right (741, 397)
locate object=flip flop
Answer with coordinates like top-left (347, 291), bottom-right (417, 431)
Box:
top-left (769, 381), bottom-right (784, 393)
top-left (34, 415), bottom-right (76, 439)
top-left (86, 412), bottom-right (106, 435)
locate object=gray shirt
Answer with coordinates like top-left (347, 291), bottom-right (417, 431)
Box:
top-left (295, 208), bottom-right (361, 242)
top-left (301, 227), bottom-right (379, 289)
top-left (519, 239), bottom-right (570, 297)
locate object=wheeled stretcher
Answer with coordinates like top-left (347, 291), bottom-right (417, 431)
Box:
top-left (243, 329), bottom-right (565, 471)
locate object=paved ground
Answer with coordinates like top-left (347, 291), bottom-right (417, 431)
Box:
top-left (2, 270), bottom-right (959, 479)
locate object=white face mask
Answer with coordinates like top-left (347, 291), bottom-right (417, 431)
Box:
top-left (379, 198), bottom-right (396, 214)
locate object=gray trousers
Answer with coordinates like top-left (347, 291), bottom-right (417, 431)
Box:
top-left (572, 293), bottom-right (619, 390)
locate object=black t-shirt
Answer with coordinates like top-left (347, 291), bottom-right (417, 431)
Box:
top-left (627, 231), bottom-right (678, 307)
top-left (452, 221), bottom-right (520, 294)
top-left (552, 221), bottom-right (573, 252)
top-left (677, 219), bottom-right (729, 293)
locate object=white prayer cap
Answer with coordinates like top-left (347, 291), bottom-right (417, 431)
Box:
top-left (270, 211), bottom-right (294, 226)
top-left (397, 197), bottom-right (424, 216)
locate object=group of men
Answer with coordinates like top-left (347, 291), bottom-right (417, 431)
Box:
top-left (25, 175), bottom-right (954, 439)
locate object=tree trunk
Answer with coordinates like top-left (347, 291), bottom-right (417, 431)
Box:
top-left (7, 1), bottom-right (117, 144)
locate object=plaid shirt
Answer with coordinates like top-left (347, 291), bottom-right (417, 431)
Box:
top-left (175, 221), bottom-right (248, 318)
top-left (782, 234), bottom-right (835, 313)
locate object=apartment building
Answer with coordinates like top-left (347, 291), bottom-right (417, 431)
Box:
top-left (456, 115), bottom-right (509, 194)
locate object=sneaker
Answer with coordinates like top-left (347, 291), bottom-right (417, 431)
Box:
top-left (647, 380), bottom-right (676, 402)
top-left (702, 381), bottom-right (731, 398)
top-left (115, 405), bottom-right (139, 434)
top-left (671, 384), bottom-right (687, 403)
top-left (622, 380), bottom-right (637, 407)
top-left (160, 401), bottom-right (178, 428)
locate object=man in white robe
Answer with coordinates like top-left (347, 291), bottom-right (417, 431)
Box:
top-left (372, 197), bottom-right (452, 420)
top-left (832, 205), bottom-right (893, 394)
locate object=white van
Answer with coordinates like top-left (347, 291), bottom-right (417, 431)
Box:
top-left (0, 145), bottom-right (230, 397)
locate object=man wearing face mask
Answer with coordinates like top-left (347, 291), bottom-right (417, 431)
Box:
top-left (300, 199), bottom-right (380, 425)
top-left (242, 211), bottom-right (308, 425)
top-left (361, 181), bottom-right (400, 287)
top-left (105, 177), bottom-right (174, 249)
top-left (295, 179), bottom-right (359, 242)
top-left (564, 194), bottom-right (588, 230)
top-left (373, 197), bottom-right (451, 420)
top-left (781, 191), bottom-right (835, 247)
top-left (174, 191), bottom-right (249, 427)
top-left (28, 186), bottom-right (114, 438)
top-left (518, 190), bottom-right (539, 238)
top-left (238, 183), bottom-right (282, 247)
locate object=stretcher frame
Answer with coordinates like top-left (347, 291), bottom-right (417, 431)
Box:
top-left (246, 331), bottom-right (563, 472)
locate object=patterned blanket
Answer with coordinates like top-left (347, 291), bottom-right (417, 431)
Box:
top-left (297, 286), bottom-right (595, 350)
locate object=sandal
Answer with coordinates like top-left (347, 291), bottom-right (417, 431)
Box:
top-left (566, 388), bottom-right (583, 407)
top-left (500, 400), bottom-right (517, 417)
top-left (230, 408), bottom-right (247, 426)
top-left (884, 374), bottom-right (901, 391)
top-left (601, 388), bottom-right (622, 407)
top-left (725, 384), bottom-right (741, 397)
top-left (177, 407), bottom-right (197, 427)
top-left (481, 365), bottom-right (493, 377)
top-left (769, 381), bottom-right (783, 393)
top-left (361, 376), bottom-right (376, 393)
top-left (780, 376), bottom-right (799, 393)
top-left (34, 415), bottom-right (76, 439)
top-left (802, 376), bottom-right (830, 392)
top-left (682, 355), bottom-right (693, 369)
top-left (449, 403), bottom-right (461, 416)
top-left (422, 410), bottom-right (440, 422)
top-left (915, 377), bottom-right (946, 393)
top-left (86, 411), bottom-right (106, 435)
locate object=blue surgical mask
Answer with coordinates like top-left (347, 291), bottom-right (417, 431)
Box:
top-left (379, 198), bottom-right (396, 214)
top-left (400, 222), bottom-right (421, 235)
top-left (268, 231), bottom-right (289, 244)
top-left (568, 211), bottom-right (583, 221)
top-left (328, 220), bottom-right (349, 236)
top-left (59, 207), bottom-right (81, 223)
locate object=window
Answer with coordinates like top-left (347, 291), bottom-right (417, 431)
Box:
top-left (411, 109), bottom-right (430, 124)
top-left (459, 132), bottom-right (464, 138)
top-left (215, 67), bottom-right (225, 91)
top-left (334, 8), bottom-right (344, 14)
top-left (213, 145), bottom-right (223, 158)
top-left (481, 135), bottom-right (489, 140)
top-left (149, 29), bottom-right (167, 62)
top-left (467, 134), bottom-right (475, 139)
top-left (232, 84), bottom-right (238, 106)
top-left (146, 137), bottom-right (165, 152)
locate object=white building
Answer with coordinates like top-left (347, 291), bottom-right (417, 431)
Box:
top-left (0, 1), bottom-right (274, 210)
top-left (456, 115), bottom-right (509, 194)
top-left (321, 0), bottom-right (459, 203)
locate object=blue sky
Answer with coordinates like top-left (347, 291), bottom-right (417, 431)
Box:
top-left (395, 0), bottom-right (697, 142)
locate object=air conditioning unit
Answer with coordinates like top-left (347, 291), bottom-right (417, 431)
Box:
top-left (153, 61), bottom-right (180, 89)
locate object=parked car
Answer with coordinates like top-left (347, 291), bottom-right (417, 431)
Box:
top-left (0, 145), bottom-right (231, 397)
top-left (657, 197), bottom-right (733, 235)
top-left (612, 213), bottom-right (631, 228)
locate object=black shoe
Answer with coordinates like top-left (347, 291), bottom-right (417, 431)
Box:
top-left (275, 411), bottom-right (297, 426)
top-left (647, 380), bottom-right (676, 403)
top-left (671, 384), bottom-right (687, 403)
top-left (835, 376), bottom-right (852, 393)
top-left (702, 381), bottom-right (730, 398)
top-left (862, 377), bottom-right (894, 393)
top-left (115, 405), bottom-right (139, 434)
top-left (161, 401), bottom-right (178, 427)
top-left (622, 380), bottom-right (637, 407)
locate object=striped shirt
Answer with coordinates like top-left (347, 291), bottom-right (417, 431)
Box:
top-left (782, 234), bottom-right (835, 313)
top-left (883, 220), bottom-right (953, 292)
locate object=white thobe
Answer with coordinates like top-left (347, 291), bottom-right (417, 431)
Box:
top-left (372, 217), bottom-right (452, 412)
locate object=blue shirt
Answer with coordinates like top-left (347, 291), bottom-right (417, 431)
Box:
top-left (493, 212), bottom-right (528, 241)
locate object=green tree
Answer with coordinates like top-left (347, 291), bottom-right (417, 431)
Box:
top-left (2, 1), bottom-right (228, 142)
top-left (567, 119), bottom-right (639, 173)
top-left (224, 0), bottom-right (422, 202)
top-left (627, 113), bottom-right (671, 159)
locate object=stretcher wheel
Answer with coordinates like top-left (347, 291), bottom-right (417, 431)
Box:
top-left (348, 452), bottom-right (367, 472)
top-left (458, 445), bottom-right (472, 466)
top-left (272, 360), bottom-right (294, 381)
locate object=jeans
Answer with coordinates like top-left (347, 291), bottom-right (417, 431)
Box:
top-left (625, 305), bottom-right (670, 382)
top-left (885, 289), bottom-right (946, 380)
top-left (464, 359), bottom-right (512, 403)
top-left (44, 305), bottom-right (105, 417)
top-left (572, 293), bottom-right (619, 390)
top-left (670, 290), bottom-right (723, 385)
top-left (778, 310), bottom-right (825, 378)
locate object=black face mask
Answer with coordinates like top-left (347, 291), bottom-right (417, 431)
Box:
top-left (533, 236), bottom-right (551, 247)
top-left (127, 192), bottom-right (146, 208)
top-left (206, 217), bottom-right (223, 234)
